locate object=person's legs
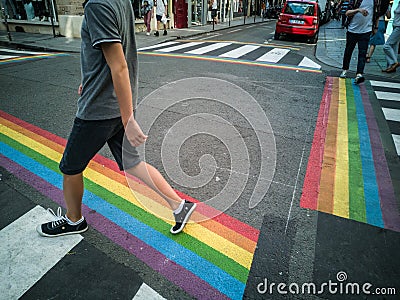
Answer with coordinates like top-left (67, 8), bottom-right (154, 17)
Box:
top-left (63, 173), bottom-right (84, 222)
top-left (109, 123), bottom-right (196, 234)
top-left (154, 15), bottom-right (161, 35)
top-left (342, 31), bottom-right (357, 71)
top-left (356, 31), bottom-right (370, 75)
top-left (37, 118), bottom-right (121, 236)
top-left (144, 12), bottom-right (151, 33)
top-left (383, 27), bottom-right (400, 67)
top-left (127, 162), bottom-right (181, 210)
top-left (367, 44), bottom-right (375, 62)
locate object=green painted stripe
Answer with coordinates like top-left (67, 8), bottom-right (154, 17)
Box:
top-left (0, 133), bottom-right (249, 283)
top-left (345, 80), bottom-right (366, 222)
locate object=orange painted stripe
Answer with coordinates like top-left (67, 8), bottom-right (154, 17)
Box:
top-left (317, 77), bottom-right (339, 213)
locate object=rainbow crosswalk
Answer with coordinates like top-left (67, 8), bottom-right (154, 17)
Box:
top-left (0, 110), bottom-right (260, 300)
top-left (0, 47), bottom-right (67, 65)
top-left (301, 77), bottom-right (400, 232)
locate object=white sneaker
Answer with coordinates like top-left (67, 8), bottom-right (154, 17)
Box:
top-left (146, 32), bottom-right (150, 36)
top-left (354, 74), bottom-right (365, 84)
top-left (339, 70), bottom-right (347, 78)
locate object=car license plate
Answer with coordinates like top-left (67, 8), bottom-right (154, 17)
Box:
top-left (290, 19), bottom-right (304, 24)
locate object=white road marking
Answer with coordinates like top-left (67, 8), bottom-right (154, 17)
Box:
top-left (155, 42), bottom-right (205, 52)
top-left (137, 41), bottom-right (179, 51)
top-left (298, 56), bottom-right (321, 69)
top-left (185, 42), bottom-right (232, 54)
top-left (219, 45), bottom-right (260, 58)
top-left (382, 107), bottom-right (400, 122)
top-left (0, 206), bottom-right (83, 300)
top-left (255, 48), bottom-right (290, 63)
top-left (374, 91), bottom-right (400, 102)
top-left (133, 283), bottom-right (166, 300)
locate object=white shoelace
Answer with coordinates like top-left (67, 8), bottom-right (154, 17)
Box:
top-left (47, 207), bottom-right (67, 228)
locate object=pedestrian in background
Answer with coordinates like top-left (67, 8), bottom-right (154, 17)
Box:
top-left (36, 0), bottom-right (196, 238)
top-left (338, 0), bottom-right (350, 28)
top-left (154, 0), bottom-right (168, 36)
top-left (366, 3), bottom-right (391, 62)
top-left (339, 0), bottom-right (381, 84)
top-left (382, 1), bottom-right (400, 72)
top-left (141, 0), bottom-right (153, 36)
top-left (211, 0), bottom-right (218, 24)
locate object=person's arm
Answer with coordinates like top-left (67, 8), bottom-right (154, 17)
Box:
top-left (101, 42), bottom-right (147, 147)
top-left (345, 7), bottom-right (368, 17)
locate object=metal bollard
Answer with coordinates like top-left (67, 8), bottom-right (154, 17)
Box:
top-left (2, 7), bottom-right (12, 41)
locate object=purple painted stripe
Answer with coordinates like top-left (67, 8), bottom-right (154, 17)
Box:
top-left (359, 85), bottom-right (400, 232)
top-left (0, 154), bottom-right (230, 300)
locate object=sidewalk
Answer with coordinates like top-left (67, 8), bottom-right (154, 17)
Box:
top-left (2, 18), bottom-right (400, 80)
top-left (317, 19), bottom-right (400, 80)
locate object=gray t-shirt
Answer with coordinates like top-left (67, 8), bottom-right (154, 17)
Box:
top-left (77, 0), bottom-right (138, 120)
top-left (348, 0), bottom-right (374, 34)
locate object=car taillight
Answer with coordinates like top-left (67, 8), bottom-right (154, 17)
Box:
top-left (313, 17), bottom-right (318, 24)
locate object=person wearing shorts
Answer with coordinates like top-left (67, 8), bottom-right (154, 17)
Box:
top-left (36, 0), bottom-right (196, 238)
top-left (154, 0), bottom-right (168, 36)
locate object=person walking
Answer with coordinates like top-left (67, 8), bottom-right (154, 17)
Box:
top-left (382, 1), bottom-right (400, 72)
top-left (339, 0), bottom-right (381, 84)
top-left (154, 0), bottom-right (168, 36)
top-left (211, 0), bottom-right (218, 24)
top-left (338, 0), bottom-right (350, 27)
top-left (366, 3), bottom-right (391, 62)
top-left (36, 0), bottom-right (196, 237)
top-left (141, 0), bottom-right (153, 36)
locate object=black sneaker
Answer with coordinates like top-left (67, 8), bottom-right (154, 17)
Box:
top-left (354, 74), bottom-right (365, 84)
top-left (170, 200), bottom-right (196, 234)
top-left (154, 31), bottom-right (159, 36)
top-left (163, 30), bottom-right (167, 36)
top-left (36, 207), bottom-right (88, 237)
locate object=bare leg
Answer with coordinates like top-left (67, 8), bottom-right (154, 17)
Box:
top-left (367, 45), bottom-right (375, 61)
top-left (127, 161), bottom-right (182, 211)
top-left (63, 173), bottom-right (84, 222)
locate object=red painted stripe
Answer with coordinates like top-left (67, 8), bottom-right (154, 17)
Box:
top-left (0, 110), bottom-right (260, 241)
top-left (300, 77), bottom-right (334, 209)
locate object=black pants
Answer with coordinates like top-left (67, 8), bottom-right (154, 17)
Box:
top-left (342, 31), bottom-right (371, 75)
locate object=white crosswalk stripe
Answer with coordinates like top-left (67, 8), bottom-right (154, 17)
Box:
top-left (0, 206), bottom-right (83, 299)
top-left (155, 41), bottom-right (205, 52)
top-left (185, 42), bottom-right (232, 54)
top-left (0, 203), bottom-right (166, 299)
top-left (219, 44), bottom-right (260, 58)
top-left (255, 48), bottom-right (289, 63)
top-left (370, 80), bottom-right (400, 156)
top-left (137, 41), bottom-right (321, 70)
top-left (137, 41), bottom-right (179, 51)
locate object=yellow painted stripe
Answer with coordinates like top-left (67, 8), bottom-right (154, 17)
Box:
top-left (1, 124), bottom-right (254, 269)
top-left (333, 79), bottom-right (349, 218)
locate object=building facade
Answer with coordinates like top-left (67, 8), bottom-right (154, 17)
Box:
top-left (1, 0), bottom-right (259, 37)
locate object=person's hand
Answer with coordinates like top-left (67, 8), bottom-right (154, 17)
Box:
top-left (359, 8), bottom-right (368, 16)
top-left (78, 84), bottom-right (83, 95)
top-left (125, 117), bottom-right (148, 147)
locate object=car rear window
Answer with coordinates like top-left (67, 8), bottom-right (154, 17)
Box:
top-left (284, 2), bottom-right (315, 16)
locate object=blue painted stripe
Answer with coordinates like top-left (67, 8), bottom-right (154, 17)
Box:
top-left (352, 85), bottom-right (384, 227)
top-left (0, 141), bottom-right (245, 299)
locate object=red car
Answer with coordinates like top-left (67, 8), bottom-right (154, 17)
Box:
top-left (274, 0), bottom-right (320, 43)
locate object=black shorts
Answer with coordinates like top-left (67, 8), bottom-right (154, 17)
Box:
top-left (59, 117), bottom-right (141, 175)
top-left (156, 14), bottom-right (163, 21)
